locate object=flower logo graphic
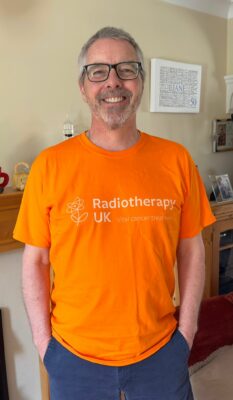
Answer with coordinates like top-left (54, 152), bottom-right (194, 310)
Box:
top-left (66, 197), bottom-right (88, 225)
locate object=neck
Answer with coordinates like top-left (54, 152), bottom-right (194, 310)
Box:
top-left (87, 118), bottom-right (140, 151)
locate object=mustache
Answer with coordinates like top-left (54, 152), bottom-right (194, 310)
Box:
top-left (96, 88), bottom-right (132, 101)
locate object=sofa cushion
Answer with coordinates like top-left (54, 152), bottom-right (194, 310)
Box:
top-left (190, 344), bottom-right (233, 400)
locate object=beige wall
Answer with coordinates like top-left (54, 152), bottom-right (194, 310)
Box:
top-left (0, 1), bottom-right (232, 398)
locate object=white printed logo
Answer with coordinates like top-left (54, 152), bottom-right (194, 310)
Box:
top-left (94, 211), bottom-right (111, 223)
top-left (66, 197), bottom-right (88, 225)
top-left (67, 195), bottom-right (176, 226)
top-left (93, 196), bottom-right (176, 210)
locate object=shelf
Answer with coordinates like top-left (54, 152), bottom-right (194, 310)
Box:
top-left (0, 187), bottom-right (23, 253)
top-left (210, 200), bottom-right (233, 221)
top-left (220, 244), bottom-right (233, 251)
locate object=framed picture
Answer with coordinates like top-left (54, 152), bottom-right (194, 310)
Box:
top-left (212, 119), bottom-right (233, 152)
top-left (209, 174), bottom-right (233, 202)
top-left (150, 58), bottom-right (202, 113)
top-left (209, 175), bottom-right (222, 202)
top-left (216, 174), bottom-right (233, 201)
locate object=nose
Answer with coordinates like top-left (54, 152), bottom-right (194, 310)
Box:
top-left (105, 67), bottom-right (122, 87)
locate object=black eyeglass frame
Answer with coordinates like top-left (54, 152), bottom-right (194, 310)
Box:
top-left (82, 61), bottom-right (143, 82)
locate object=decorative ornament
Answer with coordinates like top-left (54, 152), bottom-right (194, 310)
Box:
top-left (0, 167), bottom-right (9, 193)
top-left (13, 162), bottom-right (30, 191)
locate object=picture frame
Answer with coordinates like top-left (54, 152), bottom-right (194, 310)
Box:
top-left (209, 175), bottom-right (222, 202)
top-left (209, 174), bottom-right (233, 202)
top-left (216, 174), bottom-right (233, 201)
top-left (150, 58), bottom-right (202, 113)
top-left (212, 119), bottom-right (233, 152)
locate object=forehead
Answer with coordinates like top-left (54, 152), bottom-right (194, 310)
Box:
top-left (86, 38), bottom-right (138, 64)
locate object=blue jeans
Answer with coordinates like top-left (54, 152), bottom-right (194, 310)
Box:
top-left (44, 330), bottom-right (193, 400)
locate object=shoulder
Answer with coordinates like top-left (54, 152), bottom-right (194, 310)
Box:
top-left (141, 131), bottom-right (192, 159)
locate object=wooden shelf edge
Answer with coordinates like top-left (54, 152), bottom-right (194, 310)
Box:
top-left (0, 240), bottom-right (23, 253)
top-left (0, 187), bottom-right (23, 254)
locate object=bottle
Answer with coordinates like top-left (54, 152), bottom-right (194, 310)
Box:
top-left (63, 115), bottom-right (74, 140)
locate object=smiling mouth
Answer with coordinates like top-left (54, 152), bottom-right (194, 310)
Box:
top-left (103, 96), bottom-right (126, 103)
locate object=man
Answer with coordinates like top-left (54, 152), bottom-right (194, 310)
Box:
top-left (14, 27), bottom-right (215, 400)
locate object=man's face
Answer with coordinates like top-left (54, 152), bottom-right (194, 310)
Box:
top-left (79, 38), bottom-right (144, 130)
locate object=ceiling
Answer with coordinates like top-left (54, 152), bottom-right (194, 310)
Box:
top-left (163, 0), bottom-right (233, 19)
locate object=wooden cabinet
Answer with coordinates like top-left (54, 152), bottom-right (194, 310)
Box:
top-left (0, 187), bottom-right (23, 253)
top-left (174, 200), bottom-right (233, 302)
top-left (202, 200), bottom-right (233, 297)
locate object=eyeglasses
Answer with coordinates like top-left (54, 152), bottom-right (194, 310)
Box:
top-left (83, 62), bottom-right (142, 82)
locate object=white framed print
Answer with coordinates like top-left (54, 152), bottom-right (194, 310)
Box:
top-left (150, 58), bottom-right (202, 113)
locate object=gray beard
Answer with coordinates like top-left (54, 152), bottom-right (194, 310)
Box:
top-left (93, 91), bottom-right (143, 130)
top-left (99, 108), bottom-right (134, 130)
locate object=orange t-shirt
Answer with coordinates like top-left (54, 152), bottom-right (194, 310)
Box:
top-left (13, 132), bottom-right (215, 366)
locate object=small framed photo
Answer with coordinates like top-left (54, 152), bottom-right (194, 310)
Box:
top-left (209, 174), bottom-right (233, 202)
top-left (209, 175), bottom-right (222, 202)
top-left (212, 119), bottom-right (233, 152)
top-left (216, 174), bottom-right (233, 201)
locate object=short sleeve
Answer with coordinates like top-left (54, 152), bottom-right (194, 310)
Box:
top-left (13, 152), bottom-right (51, 247)
top-left (179, 153), bottom-right (216, 238)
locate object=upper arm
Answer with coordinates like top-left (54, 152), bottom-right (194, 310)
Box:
top-left (23, 244), bottom-right (50, 268)
top-left (177, 233), bottom-right (205, 264)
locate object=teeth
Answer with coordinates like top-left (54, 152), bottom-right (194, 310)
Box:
top-left (104, 97), bottom-right (124, 103)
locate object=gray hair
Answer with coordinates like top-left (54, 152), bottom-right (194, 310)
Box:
top-left (78, 26), bottom-right (145, 84)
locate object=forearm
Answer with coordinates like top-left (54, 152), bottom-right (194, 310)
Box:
top-left (22, 245), bottom-right (51, 358)
top-left (177, 234), bottom-right (205, 348)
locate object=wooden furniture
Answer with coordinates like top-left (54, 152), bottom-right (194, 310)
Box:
top-left (173, 200), bottom-right (233, 302)
top-left (0, 187), bottom-right (23, 253)
top-left (202, 200), bottom-right (233, 297)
